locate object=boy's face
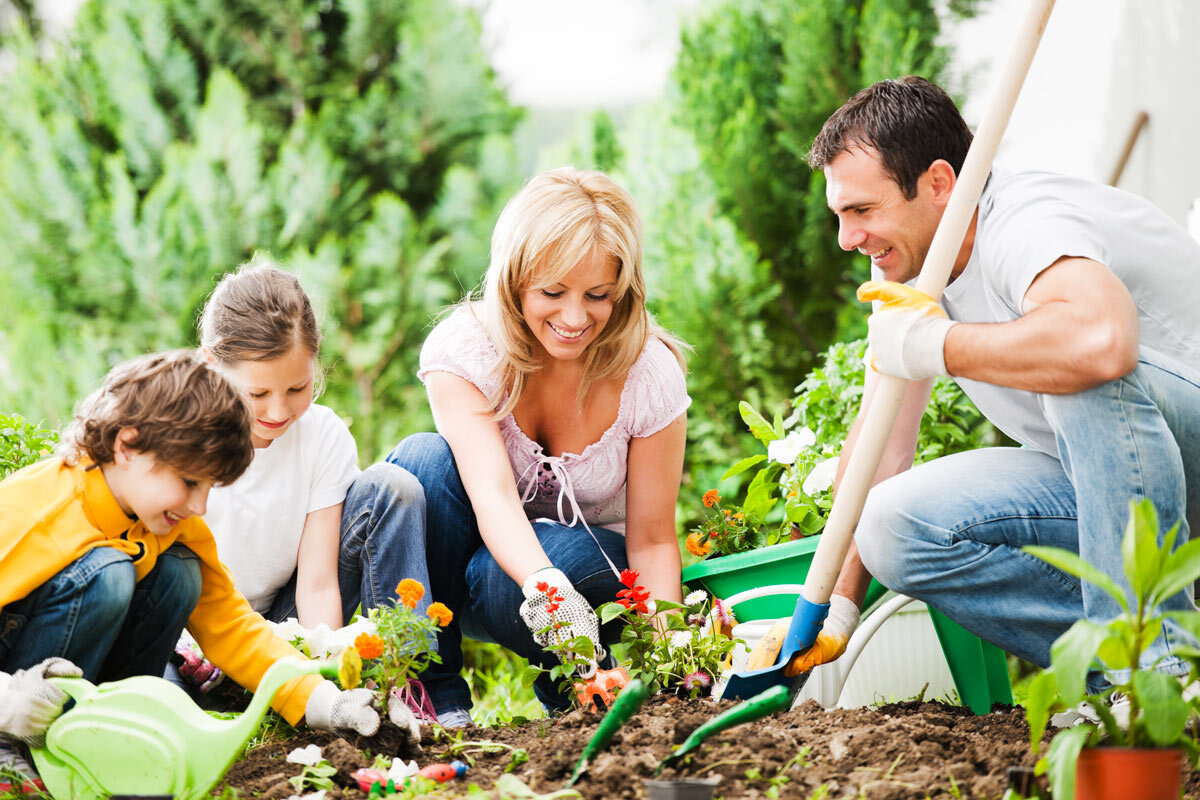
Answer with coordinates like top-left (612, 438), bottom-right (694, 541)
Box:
top-left (104, 431), bottom-right (214, 535)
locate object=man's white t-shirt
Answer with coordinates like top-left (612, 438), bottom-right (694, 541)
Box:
top-left (936, 169), bottom-right (1200, 456)
top-left (204, 404), bottom-right (360, 613)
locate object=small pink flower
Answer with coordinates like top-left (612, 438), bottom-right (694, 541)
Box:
top-left (712, 598), bottom-right (736, 628)
top-left (683, 671), bottom-right (712, 691)
top-left (687, 613), bottom-right (705, 626)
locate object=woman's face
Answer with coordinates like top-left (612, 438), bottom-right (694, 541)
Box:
top-left (520, 249), bottom-right (619, 363)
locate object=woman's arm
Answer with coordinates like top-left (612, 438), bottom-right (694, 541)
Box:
top-left (623, 413), bottom-right (687, 605)
top-left (425, 372), bottom-right (552, 584)
top-left (294, 503), bottom-right (345, 629)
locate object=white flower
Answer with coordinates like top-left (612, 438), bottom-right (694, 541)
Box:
top-left (286, 744), bottom-right (323, 766)
top-left (269, 617), bottom-right (377, 659)
top-left (684, 589), bottom-right (708, 607)
top-left (767, 428), bottom-right (817, 465)
top-left (670, 630), bottom-right (692, 649)
top-left (802, 456), bottom-right (839, 496)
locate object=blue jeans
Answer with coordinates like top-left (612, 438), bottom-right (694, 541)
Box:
top-left (387, 432), bottom-right (629, 713)
top-left (856, 362), bottom-right (1200, 689)
top-left (0, 543), bottom-right (201, 682)
top-left (264, 462), bottom-right (433, 622)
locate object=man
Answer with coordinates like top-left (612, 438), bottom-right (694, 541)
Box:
top-left (790, 76), bottom-right (1200, 692)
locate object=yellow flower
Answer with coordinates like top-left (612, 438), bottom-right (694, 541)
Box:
top-left (337, 645), bottom-right (362, 690)
top-left (426, 602), bottom-right (454, 626)
top-left (354, 632), bottom-right (385, 660)
top-left (396, 578), bottom-right (425, 609)
top-left (733, 512), bottom-right (744, 521)
top-left (686, 531), bottom-right (711, 557)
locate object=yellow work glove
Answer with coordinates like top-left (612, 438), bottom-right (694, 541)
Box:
top-left (784, 594), bottom-right (860, 677)
top-left (857, 280), bottom-right (957, 380)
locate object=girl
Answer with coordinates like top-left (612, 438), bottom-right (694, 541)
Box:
top-left (175, 258), bottom-right (431, 674)
top-left (388, 167), bottom-right (690, 724)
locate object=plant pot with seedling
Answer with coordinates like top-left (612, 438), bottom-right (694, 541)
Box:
top-left (1022, 498), bottom-right (1200, 800)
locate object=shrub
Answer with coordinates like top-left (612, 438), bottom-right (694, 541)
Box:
top-left (0, 414), bottom-right (58, 480)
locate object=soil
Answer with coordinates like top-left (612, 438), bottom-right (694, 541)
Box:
top-left (217, 696), bottom-right (1200, 799)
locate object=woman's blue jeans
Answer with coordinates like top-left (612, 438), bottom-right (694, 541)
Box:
top-left (387, 432), bottom-right (629, 714)
top-left (0, 543), bottom-right (202, 682)
top-left (856, 361), bottom-right (1200, 690)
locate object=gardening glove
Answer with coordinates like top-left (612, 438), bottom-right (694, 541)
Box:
top-left (857, 280), bottom-right (957, 381)
top-left (518, 567), bottom-right (604, 678)
top-left (784, 594), bottom-right (860, 677)
top-left (385, 693), bottom-right (421, 746)
top-left (304, 679), bottom-right (380, 736)
top-left (0, 658), bottom-right (83, 748)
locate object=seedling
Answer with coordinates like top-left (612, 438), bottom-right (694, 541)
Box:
top-left (287, 759), bottom-right (337, 794)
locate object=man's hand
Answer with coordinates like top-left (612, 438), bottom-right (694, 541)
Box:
top-left (0, 658), bottom-right (83, 748)
top-left (857, 280), bottom-right (957, 380)
top-left (518, 567), bottom-right (603, 677)
top-left (784, 595), bottom-right (860, 677)
top-left (304, 680), bottom-right (380, 736)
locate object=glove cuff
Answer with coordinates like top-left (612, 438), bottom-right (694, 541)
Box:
top-left (303, 679), bottom-right (339, 730)
top-left (826, 594), bottom-right (861, 639)
top-left (911, 317), bottom-right (957, 379)
top-left (521, 567), bottom-right (570, 599)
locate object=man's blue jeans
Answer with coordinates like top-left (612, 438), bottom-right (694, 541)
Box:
top-left (387, 432), bottom-right (629, 713)
top-left (264, 462), bottom-right (433, 622)
top-left (0, 543), bottom-right (201, 681)
top-left (856, 361), bottom-right (1200, 688)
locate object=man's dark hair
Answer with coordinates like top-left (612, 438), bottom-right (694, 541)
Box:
top-left (808, 76), bottom-right (973, 199)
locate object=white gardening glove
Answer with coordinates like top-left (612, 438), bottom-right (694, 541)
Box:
top-left (784, 594), bottom-right (861, 677)
top-left (0, 658), bottom-right (83, 748)
top-left (304, 680), bottom-right (380, 736)
top-left (518, 567), bottom-right (603, 678)
top-left (857, 280), bottom-right (957, 380)
top-left (385, 693), bottom-right (421, 746)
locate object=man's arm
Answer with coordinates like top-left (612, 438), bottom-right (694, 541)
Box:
top-left (944, 256), bottom-right (1138, 393)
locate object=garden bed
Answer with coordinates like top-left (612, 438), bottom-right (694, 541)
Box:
top-left (215, 695), bottom-right (1199, 799)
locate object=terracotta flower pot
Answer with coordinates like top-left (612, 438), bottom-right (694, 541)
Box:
top-left (1075, 747), bottom-right (1181, 800)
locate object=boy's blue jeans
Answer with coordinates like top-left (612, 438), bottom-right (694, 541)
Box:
top-left (387, 432), bottom-right (629, 714)
top-left (264, 462), bottom-right (433, 622)
top-left (0, 543), bottom-right (201, 682)
top-left (856, 361), bottom-right (1200, 690)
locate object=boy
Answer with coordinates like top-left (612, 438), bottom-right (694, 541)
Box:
top-left (0, 351), bottom-right (379, 790)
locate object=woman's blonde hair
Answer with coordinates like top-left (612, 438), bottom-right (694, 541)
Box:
top-left (476, 167), bottom-right (686, 417)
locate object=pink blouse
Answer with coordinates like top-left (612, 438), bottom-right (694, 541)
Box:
top-left (417, 306), bottom-right (691, 535)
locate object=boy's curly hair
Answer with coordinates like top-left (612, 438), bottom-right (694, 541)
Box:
top-left (60, 350), bottom-right (254, 484)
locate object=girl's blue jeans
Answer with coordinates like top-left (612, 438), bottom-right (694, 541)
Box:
top-left (856, 361), bottom-right (1200, 691)
top-left (387, 432), bottom-right (629, 714)
top-left (0, 543), bottom-right (201, 682)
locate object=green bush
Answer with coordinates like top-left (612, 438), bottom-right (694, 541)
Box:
top-left (0, 414), bottom-right (58, 481)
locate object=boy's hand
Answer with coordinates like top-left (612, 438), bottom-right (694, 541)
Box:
top-left (0, 658), bottom-right (83, 748)
top-left (304, 680), bottom-right (380, 736)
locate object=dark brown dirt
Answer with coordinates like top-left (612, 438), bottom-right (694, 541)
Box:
top-left (216, 697), bottom-right (1200, 799)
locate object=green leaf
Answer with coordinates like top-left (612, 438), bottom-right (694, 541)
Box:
top-left (720, 454), bottom-right (767, 481)
top-left (772, 409), bottom-right (785, 439)
top-left (1090, 698), bottom-right (1126, 746)
top-left (1024, 545), bottom-right (1129, 614)
top-left (1150, 535), bottom-right (1200, 609)
top-left (739, 401), bottom-right (779, 444)
top-left (743, 483), bottom-right (777, 521)
top-left (1024, 669), bottom-right (1060, 753)
top-left (652, 600), bottom-right (685, 613)
top-left (1123, 498), bottom-right (1165, 603)
top-left (1132, 670), bottom-right (1188, 746)
top-left (1050, 619), bottom-right (1111, 705)
top-left (598, 602), bottom-right (627, 624)
top-left (1044, 725), bottom-right (1090, 800)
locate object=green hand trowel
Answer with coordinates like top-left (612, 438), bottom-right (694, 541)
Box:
top-left (30, 656), bottom-right (332, 800)
top-left (654, 685), bottom-right (790, 776)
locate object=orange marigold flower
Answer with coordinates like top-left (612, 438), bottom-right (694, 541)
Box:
top-left (396, 578), bottom-right (425, 609)
top-left (733, 512), bottom-right (744, 521)
top-left (426, 602), bottom-right (454, 626)
top-left (686, 531), bottom-right (711, 557)
top-left (702, 489), bottom-right (720, 508)
top-left (723, 509), bottom-right (731, 517)
top-left (353, 633), bottom-right (385, 660)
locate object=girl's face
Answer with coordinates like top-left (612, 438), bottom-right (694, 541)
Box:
top-left (220, 344), bottom-right (316, 448)
top-left (520, 249), bottom-right (618, 364)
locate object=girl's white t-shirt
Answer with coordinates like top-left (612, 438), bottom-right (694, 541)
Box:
top-left (203, 404), bottom-right (360, 613)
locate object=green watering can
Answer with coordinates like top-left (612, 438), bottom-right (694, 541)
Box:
top-left (30, 656), bottom-right (334, 800)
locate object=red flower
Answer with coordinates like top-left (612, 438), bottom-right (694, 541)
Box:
top-left (536, 581), bottom-right (549, 593)
top-left (619, 569), bottom-right (639, 588)
top-left (616, 577), bottom-right (651, 615)
top-left (546, 599), bottom-right (561, 614)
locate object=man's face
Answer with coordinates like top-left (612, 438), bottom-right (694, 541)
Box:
top-left (824, 146), bottom-right (944, 284)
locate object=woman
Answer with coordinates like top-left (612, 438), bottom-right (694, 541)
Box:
top-left (389, 167), bottom-right (690, 724)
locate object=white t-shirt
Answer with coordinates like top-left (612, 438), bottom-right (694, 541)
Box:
top-left (204, 404), bottom-right (361, 613)
top-left (938, 169), bottom-right (1200, 455)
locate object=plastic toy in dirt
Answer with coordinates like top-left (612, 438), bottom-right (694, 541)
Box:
top-left (29, 656), bottom-right (333, 800)
top-left (574, 665), bottom-right (630, 712)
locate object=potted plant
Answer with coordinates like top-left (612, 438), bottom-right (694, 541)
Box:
top-left (1022, 498), bottom-right (1200, 800)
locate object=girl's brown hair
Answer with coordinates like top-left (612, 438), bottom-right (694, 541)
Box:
top-left (60, 350), bottom-right (254, 484)
top-left (199, 253), bottom-right (322, 371)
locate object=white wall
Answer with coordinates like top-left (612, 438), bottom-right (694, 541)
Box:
top-left (947, 0), bottom-right (1200, 226)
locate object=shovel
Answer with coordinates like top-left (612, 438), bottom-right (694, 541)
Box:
top-left (654, 685), bottom-right (790, 776)
top-left (720, 0), bottom-right (1058, 703)
top-left (566, 678), bottom-right (649, 786)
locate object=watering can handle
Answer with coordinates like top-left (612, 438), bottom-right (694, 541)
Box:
top-left (47, 675), bottom-right (97, 701)
top-left (720, 584), bottom-right (807, 612)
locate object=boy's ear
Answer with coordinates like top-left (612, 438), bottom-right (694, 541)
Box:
top-left (113, 427), bottom-right (140, 465)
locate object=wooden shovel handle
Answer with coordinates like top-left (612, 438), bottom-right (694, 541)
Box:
top-left (802, 0), bottom-right (1058, 606)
